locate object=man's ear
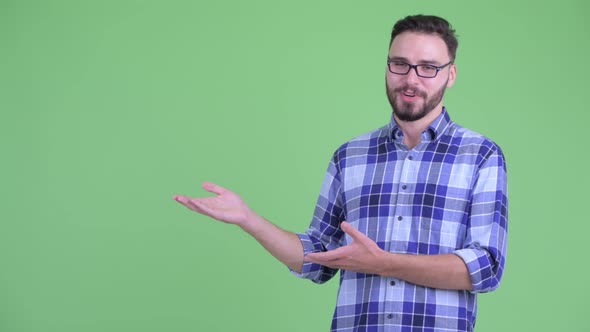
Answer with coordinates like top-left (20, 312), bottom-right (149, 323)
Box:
top-left (446, 63), bottom-right (457, 88)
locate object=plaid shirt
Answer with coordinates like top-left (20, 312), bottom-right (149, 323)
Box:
top-left (292, 109), bottom-right (508, 332)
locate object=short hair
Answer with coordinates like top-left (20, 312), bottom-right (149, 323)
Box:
top-left (390, 15), bottom-right (459, 61)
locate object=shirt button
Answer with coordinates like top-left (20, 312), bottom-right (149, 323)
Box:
top-left (387, 314), bottom-right (393, 319)
top-left (408, 155), bottom-right (413, 160)
top-left (397, 216), bottom-right (403, 221)
top-left (401, 185), bottom-right (407, 190)
top-left (390, 280), bottom-right (396, 286)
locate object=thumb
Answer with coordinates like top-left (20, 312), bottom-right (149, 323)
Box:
top-left (340, 221), bottom-right (366, 242)
top-left (202, 182), bottom-right (228, 195)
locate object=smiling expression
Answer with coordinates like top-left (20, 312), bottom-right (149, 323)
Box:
top-left (386, 32), bottom-right (456, 122)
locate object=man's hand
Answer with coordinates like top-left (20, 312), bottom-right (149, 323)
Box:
top-left (173, 181), bottom-right (304, 272)
top-left (304, 221), bottom-right (387, 275)
top-left (173, 182), bottom-right (253, 227)
top-left (305, 221), bottom-right (473, 290)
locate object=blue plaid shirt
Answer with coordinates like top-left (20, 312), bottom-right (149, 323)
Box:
top-left (292, 109), bottom-right (508, 332)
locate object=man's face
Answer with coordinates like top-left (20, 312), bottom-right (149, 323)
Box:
top-left (386, 32), bottom-right (456, 122)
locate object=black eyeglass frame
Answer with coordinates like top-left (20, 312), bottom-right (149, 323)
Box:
top-left (387, 59), bottom-right (454, 78)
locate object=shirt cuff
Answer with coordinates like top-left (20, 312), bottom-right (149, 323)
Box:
top-left (454, 245), bottom-right (501, 293)
top-left (288, 233), bottom-right (326, 282)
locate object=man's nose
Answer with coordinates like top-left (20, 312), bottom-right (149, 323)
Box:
top-left (405, 67), bottom-right (421, 85)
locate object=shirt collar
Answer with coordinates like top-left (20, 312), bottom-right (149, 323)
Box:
top-left (388, 107), bottom-right (452, 142)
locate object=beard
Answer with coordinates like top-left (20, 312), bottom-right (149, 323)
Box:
top-left (386, 79), bottom-right (448, 122)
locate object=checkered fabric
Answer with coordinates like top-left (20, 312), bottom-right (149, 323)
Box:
top-left (292, 109), bottom-right (508, 332)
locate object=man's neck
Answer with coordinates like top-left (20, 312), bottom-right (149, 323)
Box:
top-left (395, 106), bottom-right (443, 149)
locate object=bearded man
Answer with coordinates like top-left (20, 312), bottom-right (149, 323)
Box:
top-left (175, 14), bottom-right (508, 332)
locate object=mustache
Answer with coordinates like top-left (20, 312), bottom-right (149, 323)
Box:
top-left (392, 85), bottom-right (427, 98)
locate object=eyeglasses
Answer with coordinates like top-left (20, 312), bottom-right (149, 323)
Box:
top-left (387, 59), bottom-right (453, 78)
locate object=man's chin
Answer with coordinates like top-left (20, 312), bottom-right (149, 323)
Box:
top-left (393, 107), bottom-right (426, 122)
top-left (395, 114), bottom-right (422, 122)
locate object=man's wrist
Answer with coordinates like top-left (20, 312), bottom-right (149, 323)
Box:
top-left (239, 210), bottom-right (265, 234)
top-left (377, 251), bottom-right (398, 277)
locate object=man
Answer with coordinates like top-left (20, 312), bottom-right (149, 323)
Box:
top-left (174, 15), bottom-right (508, 332)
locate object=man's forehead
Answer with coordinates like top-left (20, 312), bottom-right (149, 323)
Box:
top-left (388, 32), bottom-right (449, 60)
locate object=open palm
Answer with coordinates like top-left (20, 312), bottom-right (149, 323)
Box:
top-left (173, 182), bottom-right (252, 226)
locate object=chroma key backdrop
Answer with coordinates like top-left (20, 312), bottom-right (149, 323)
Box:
top-left (1, 0), bottom-right (588, 331)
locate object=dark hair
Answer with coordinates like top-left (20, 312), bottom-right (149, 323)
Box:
top-left (390, 15), bottom-right (458, 61)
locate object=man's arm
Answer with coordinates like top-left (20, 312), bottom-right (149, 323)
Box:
top-left (305, 221), bottom-right (472, 290)
top-left (174, 182), bottom-right (304, 273)
top-left (383, 253), bottom-right (472, 290)
top-left (452, 146), bottom-right (508, 292)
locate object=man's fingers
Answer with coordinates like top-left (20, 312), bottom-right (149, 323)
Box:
top-left (305, 246), bottom-right (351, 263)
top-left (304, 256), bottom-right (341, 270)
top-left (305, 252), bottom-right (332, 263)
top-left (185, 200), bottom-right (209, 215)
top-left (173, 195), bottom-right (189, 204)
top-left (174, 195), bottom-right (196, 210)
top-left (202, 182), bottom-right (228, 195)
top-left (174, 195), bottom-right (206, 213)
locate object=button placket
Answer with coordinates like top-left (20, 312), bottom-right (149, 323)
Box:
top-left (384, 149), bottom-right (418, 322)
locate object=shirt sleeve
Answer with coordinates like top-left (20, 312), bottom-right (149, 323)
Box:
top-left (453, 144), bottom-right (508, 293)
top-left (290, 153), bottom-right (346, 284)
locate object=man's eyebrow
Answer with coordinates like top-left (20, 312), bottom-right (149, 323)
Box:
top-left (388, 56), bottom-right (409, 62)
top-left (417, 59), bottom-right (442, 65)
top-left (387, 56), bottom-right (443, 65)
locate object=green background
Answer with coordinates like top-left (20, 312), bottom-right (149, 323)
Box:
top-left (1, 0), bottom-right (588, 331)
